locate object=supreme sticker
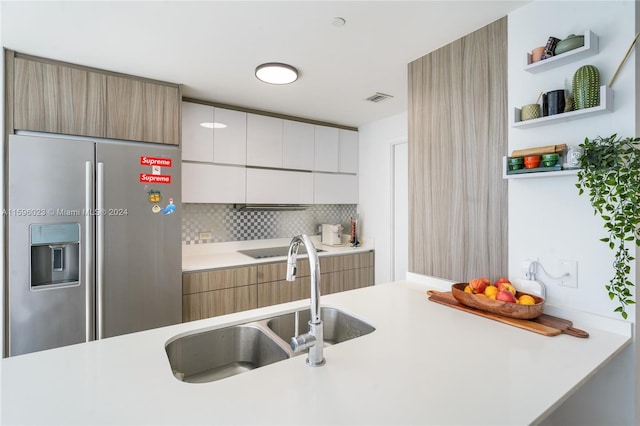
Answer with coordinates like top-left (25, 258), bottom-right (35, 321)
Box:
top-left (140, 156), bottom-right (172, 167)
top-left (139, 173), bottom-right (171, 184)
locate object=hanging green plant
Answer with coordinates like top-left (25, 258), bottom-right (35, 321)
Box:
top-left (576, 134), bottom-right (640, 319)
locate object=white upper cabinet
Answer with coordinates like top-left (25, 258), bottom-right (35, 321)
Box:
top-left (246, 113), bottom-right (283, 168)
top-left (246, 168), bottom-right (313, 204)
top-left (182, 162), bottom-right (246, 204)
top-left (338, 129), bottom-right (358, 174)
top-left (282, 120), bottom-right (314, 170)
top-left (313, 125), bottom-right (340, 172)
top-left (314, 173), bottom-right (358, 204)
top-left (213, 108), bottom-right (247, 165)
top-left (181, 102), bottom-right (214, 162)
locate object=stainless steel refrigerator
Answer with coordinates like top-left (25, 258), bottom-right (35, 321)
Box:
top-left (5, 133), bottom-right (182, 357)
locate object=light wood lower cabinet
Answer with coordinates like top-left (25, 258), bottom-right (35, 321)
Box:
top-left (257, 251), bottom-right (374, 307)
top-left (182, 266), bottom-right (257, 322)
top-left (182, 251), bottom-right (374, 322)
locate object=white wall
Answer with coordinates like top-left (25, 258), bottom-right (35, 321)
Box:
top-left (508, 2), bottom-right (636, 424)
top-left (508, 1), bottom-right (636, 321)
top-left (358, 112), bottom-right (407, 284)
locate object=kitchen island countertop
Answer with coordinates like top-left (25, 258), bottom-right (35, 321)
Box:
top-left (0, 275), bottom-right (631, 425)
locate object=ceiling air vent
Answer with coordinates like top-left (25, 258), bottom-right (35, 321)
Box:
top-left (365, 92), bottom-right (394, 103)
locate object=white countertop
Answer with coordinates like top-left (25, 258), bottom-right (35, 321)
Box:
top-left (182, 236), bottom-right (374, 272)
top-left (0, 275), bottom-right (631, 425)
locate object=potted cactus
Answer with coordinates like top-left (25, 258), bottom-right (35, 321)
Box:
top-left (576, 134), bottom-right (640, 319)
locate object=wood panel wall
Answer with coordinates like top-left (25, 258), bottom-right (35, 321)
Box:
top-left (408, 17), bottom-right (508, 282)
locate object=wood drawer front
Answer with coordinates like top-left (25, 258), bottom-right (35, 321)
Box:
top-left (182, 266), bottom-right (257, 294)
top-left (321, 252), bottom-right (374, 273)
top-left (182, 285), bottom-right (257, 322)
top-left (257, 259), bottom-right (310, 283)
top-left (257, 276), bottom-right (311, 308)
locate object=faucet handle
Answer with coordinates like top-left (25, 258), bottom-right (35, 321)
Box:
top-left (286, 264), bottom-right (297, 281)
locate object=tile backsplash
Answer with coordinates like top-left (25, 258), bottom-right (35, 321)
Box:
top-left (182, 204), bottom-right (357, 244)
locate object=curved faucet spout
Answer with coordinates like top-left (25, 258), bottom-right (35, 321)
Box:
top-left (286, 234), bottom-right (324, 366)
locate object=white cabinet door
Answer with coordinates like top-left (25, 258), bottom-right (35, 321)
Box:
top-left (246, 168), bottom-right (313, 204)
top-left (181, 102), bottom-right (214, 162)
top-left (283, 120), bottom-right (314, 170)
top-left (313, 173), bottom-right (358, 204)
top-left (182, 162), bottom-right (246, 203)
top-left (246, 114), bottom-right (282, 168)
top-left (338, 129), bottom-right (358, 174)
top-left (313, 125), bottom-right (339, 172)
top-left (213, 108), bottom-right (247, 165)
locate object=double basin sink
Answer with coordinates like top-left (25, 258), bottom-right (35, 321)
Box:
top-left (166, 307), bottom-right (375, 384)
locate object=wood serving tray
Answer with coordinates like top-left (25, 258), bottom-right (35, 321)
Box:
top-left (451, 283), bottom-right (544, 319)
top-left (427, 289), bottom-right (589, 338)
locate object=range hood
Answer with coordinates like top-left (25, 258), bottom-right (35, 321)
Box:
top-left (233, 204), bottom-right (311, 211)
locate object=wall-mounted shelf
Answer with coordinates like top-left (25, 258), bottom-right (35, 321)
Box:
top-left (512, 85), bottom-right (613, 129)
top-left (502, 156), bottom-right (581, 179)
top-left (524, 30), bottom-right (599, 73)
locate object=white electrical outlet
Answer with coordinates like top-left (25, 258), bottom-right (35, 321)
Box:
top-left (199, 232), bottom-right (212, 240)
top-left (558, 259), bottom-right (578, 288)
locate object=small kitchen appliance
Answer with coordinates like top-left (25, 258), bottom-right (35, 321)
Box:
top-left (321, 224), bottom-right (343, 246)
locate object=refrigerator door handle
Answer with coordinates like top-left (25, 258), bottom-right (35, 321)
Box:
top-left (96, 161), bottom-right (105, 339)
top-left (85, 161), bottom-right (94, 342)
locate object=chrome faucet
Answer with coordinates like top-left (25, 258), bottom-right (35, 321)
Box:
top-left (286, 234), bottom-right (325, 366)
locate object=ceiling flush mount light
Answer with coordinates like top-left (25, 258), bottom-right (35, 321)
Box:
top-left (255, 62), bottom-right (299, 85)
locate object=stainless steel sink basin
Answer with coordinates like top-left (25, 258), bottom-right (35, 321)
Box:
top-left (165, 324), bottom-right (289, 383)
top-left (165, 307), bottom-right (374, 383)
top-left (238, 246), bottom-right (325, 259)
top-left (267, 307), bottom-right (375, 346)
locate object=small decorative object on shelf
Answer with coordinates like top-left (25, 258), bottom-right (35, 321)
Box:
top-left (541, 36), bottom-right (561, 60)
top-left (554, 34), bottom-right (585, 55)
top-left (576, 134), bottom-right (640, 319)
top-left (349, 215), bottom-right (360, 247)
top-left (573, 65), bottom-right (600, 109)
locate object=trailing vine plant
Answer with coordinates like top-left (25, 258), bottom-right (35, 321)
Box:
top-left (576, 134), bottom-right (640, 319)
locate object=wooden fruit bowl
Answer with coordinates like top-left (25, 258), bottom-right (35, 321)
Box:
top-left (451, 283), bottom-right (544, 319)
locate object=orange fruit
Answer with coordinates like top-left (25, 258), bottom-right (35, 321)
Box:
top-left (519, 294), bottom-right (536, 305)
top-left (484, 286), bottom-right (499, 299)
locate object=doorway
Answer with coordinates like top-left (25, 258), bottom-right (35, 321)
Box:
top-left (391, 141), bottom-right (408, 281)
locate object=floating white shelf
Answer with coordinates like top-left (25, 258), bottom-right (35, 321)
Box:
top-left (502, 156), bottom-right (581, 179)
top-left (524, 30), bottom-right (599, 73)
top-left (512, 85), bottom-right (613, 129)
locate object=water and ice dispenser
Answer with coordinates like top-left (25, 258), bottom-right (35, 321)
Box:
top-left (30, 223), bottom-right (80, 288)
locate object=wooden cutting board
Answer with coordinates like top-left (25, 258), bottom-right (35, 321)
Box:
top-left (426, 290), bottom-right (587, 338)
top-left (534, 314), bottom-right (589, 338)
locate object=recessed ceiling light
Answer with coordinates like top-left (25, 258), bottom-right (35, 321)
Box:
top-left (200, 122), bottom-right (227, 129)
top-left (332, 17), bottom-right (346, 27)
top-left (255, 63), bottom-right (299, 85)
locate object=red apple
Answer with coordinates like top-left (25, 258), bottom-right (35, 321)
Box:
top-left (494, 277), bottom-right (511, 286)
top-left (495, 281), bottom-right (516, 295)
top-left (469, 277), bottom-right (490, 294)
top-left (496, 289), bottom-right (517, 303)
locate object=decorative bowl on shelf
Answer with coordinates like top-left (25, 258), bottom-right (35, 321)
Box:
top-left (541, 153), bottom-right (559, 167)
top-left (451, 283), bottom-right (544, 319)
top-left (524, 155), bottom-right (541, 169)
top-left (508, 157), bottom-right (524, 170)
top-left (554, 34), bottom-right (585, 55)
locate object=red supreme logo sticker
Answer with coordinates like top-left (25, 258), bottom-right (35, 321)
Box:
top-left (140, 156), bottom-right (172, 167)
top-left (139, 173), bottom-right (172, 184)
